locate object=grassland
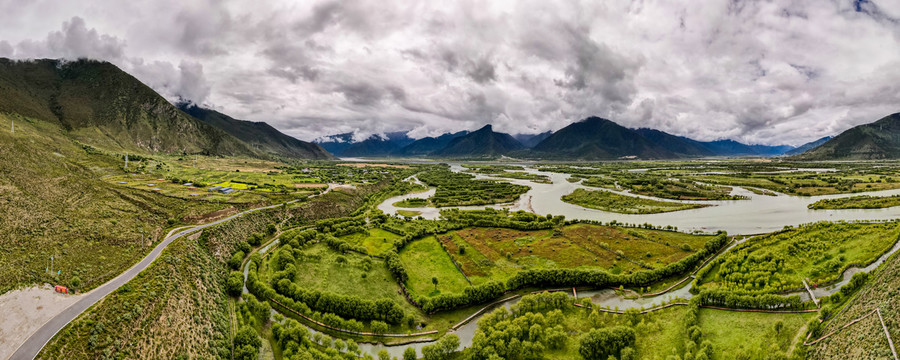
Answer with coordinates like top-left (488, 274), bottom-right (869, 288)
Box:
top-left (37, 206), bottom-right (279, 359)
top-left (396, 210), bottom-right (422, 217)
top-left (697, 221), bottom-right (900, 293)
top-left (541, 161), bottom-right (900, 197)
top-left (562, 188), bottom-right (710, 214)
top-left (421, 224), bottom-right (710, 289)
top-left (808, 194), bottom-right (900, 209)
top-left (281, 244), bottom-right (418, 314)
top-left (400, 236), bottom-right (472, 298)
top-left (0, 114), bottom-right (238, 295)
top-left (339, 228), bottom-right (402, 255)
top-left (697, 308), bottom-right (813, 359)
top-left (393, 198), bottom-right (429, 207)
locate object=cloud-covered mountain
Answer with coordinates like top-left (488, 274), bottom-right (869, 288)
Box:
top-left (433, 125), bottom-right (524, 157)
top-left (396, 131), bottom-right (469, 156)
top-left (314, 117), bottom-right (800, 159)
top-left (531, 117), bottom-right (676, 159)
top-left (315, 132), bottom-right (414, 157)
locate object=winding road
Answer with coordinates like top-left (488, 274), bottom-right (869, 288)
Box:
top-left (9, 199), bottom-right (301, 360)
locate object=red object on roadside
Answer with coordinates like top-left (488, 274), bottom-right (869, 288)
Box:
top-left (54, 285), bottom-right (69, 294)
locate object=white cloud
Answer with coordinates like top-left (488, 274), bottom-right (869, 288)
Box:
top-left (0, 0), bottom-right (898, 145)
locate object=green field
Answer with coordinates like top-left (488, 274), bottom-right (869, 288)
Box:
top-left (396, 210), bottom-right (422, 217)
top-left (698, 308), bottom-right (813, 359)
top-left (393, 197), bottom-right (429, 207)
top-left (562, 188), bottom-right (710, 214)
top-left (339, 228), bottom-right (402, 255)
top-left (288, 244), bottom-right (414, 310)
top-left (698, 221), bottom-right (900, 293)
top-left (425, 224), bottom-right (711, 286)
top-left (399, 236), bottom-right (471, 298)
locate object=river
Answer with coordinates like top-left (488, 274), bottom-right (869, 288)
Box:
top-left (378, 164), bottom-right (900, 234)
top-left (320, 161), bottom-right (900, 357)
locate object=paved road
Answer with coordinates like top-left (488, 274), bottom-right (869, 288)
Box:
top-left (9, 200), bottom-right (299, 360)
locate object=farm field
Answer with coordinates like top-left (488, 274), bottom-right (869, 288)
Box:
top-left (697, 221), bottom-right (900, 293)
top-left (561, 188), bottom-right (710, 214)
top-left (424, 224), bottom-right (711, 288)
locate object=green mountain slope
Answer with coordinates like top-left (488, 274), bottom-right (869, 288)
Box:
top-left (796, 113), bottom-right (900, 160)
top-left (783, 136), bottom-right (832, 156)
top-left (178, 103), bottom-right (334, 160)
top-left (532, 117), bottom-right (674, 159)
top-left (433, 125), bottom-right (524, 157)
top-left (0, 113), bottom-right (227, 295)
top-left (0, 58), bottom-right (256, 157)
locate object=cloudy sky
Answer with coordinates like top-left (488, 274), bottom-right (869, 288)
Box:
top-left (1, 0), bottom-right (899, 145)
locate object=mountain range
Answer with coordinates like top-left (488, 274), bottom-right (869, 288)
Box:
top-left (7, 57), bottom-right (897, 161)
top-left (315, 116), bottom-right (800, 160)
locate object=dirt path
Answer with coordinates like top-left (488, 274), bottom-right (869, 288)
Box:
top-left (0, 285), bottom-right (81, 360)
top-left (786, 323), bottom-right (808, 356)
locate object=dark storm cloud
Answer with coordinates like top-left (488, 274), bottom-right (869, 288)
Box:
top-left (1, 0), bottom-right (900, 144)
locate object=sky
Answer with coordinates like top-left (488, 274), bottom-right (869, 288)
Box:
top-left (1, 0), bottom-right (899, 145)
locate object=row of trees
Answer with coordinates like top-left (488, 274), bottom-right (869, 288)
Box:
top-left (696, 289), bottom-right (804, 310)
top-left (273, 278), bottom-right (406, 324)
top-left (419, 281), bottom-right (506, 313)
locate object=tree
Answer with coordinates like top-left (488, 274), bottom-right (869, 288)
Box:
top-left (371, 320), bottom-right (390, 334)
top-left (403, 347), bottom-right (417, 360)
top-left (378, 349), bottom-right (391, 360)
top-left (432, 277), bottom-right (439, 290)
top-left (234, 325), bottom-right (261, 359)
top-left (226, 271), bottom-right (244, 296)
top-left (69, 276), bottom-right (82, 289)
top-left (421, 333), bottom-right (459, 360)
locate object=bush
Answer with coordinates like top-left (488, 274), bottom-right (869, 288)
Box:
top-left (226, 271), bottom-right (244, 296)
top-left (578, 326), bottom-right (635, 360)
top-left (229, 251), bottom-right (245, 270)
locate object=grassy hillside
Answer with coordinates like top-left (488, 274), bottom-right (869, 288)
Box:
top-left (798, 113), bottom-right (900, 160)
top-left (178, 103), bottom-right (334, 160)
top-left (37, 208), bottom-right (280, 360)
top-left (0, 58), bottom-right (260, 157)
top-left (0, 113), bottom-right (229, 295)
